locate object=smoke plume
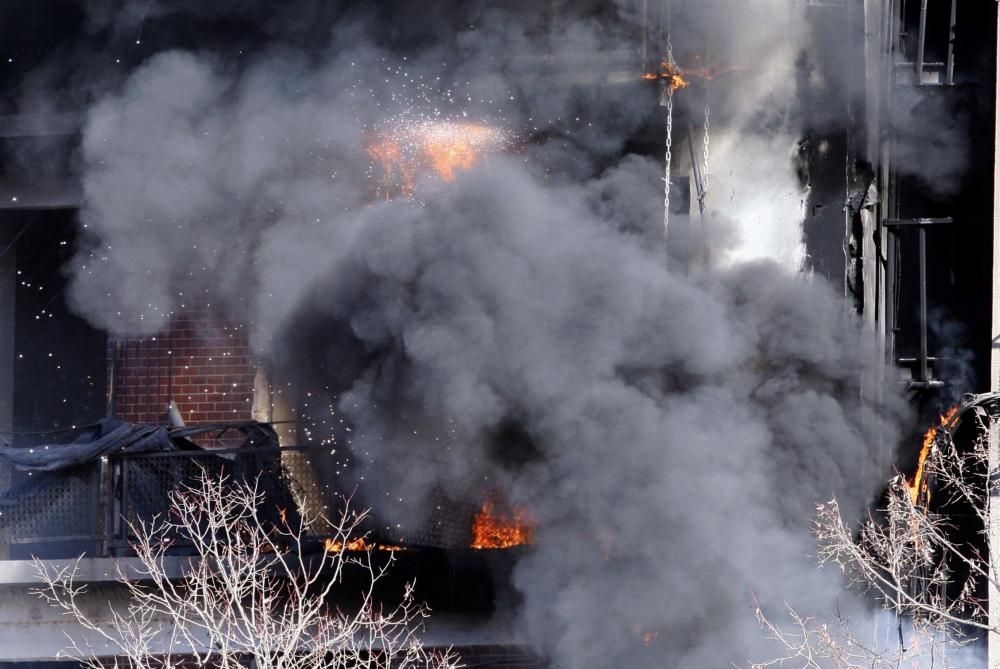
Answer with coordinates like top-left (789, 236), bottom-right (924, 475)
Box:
top-left (52, 1), bottom-right (915, 666)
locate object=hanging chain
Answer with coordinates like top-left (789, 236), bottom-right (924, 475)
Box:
top-left (663, 35), bottom-right (676, 243)
top-left (664, 89), bottom-right (673, 238)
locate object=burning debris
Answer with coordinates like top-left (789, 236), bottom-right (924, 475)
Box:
top-left (641, 58), bottom-right (715, 92)
top-left (469, 497), bottom-right (533, 550)
top-left (642, 62), bottom-right (688, 92)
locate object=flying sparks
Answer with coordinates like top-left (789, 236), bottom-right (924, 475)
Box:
top-left (367, 117), bottom-right (510, 199)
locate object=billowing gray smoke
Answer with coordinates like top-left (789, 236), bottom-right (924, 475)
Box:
top-left (274, 165), bottom-right (906, 666)
top-left (58, 1), bottom-right (912, 666)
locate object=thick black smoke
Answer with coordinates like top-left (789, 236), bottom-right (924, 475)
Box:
top-left (53, 1), bottom-right (913, 666)
top-left (273, 163), bottom-right (906, 666)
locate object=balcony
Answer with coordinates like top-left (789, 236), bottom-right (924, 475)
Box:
top-left (0, 420), bottom-right (317, 559)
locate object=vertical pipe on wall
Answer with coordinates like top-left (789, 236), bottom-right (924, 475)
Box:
top-left (641, 0), bottom-right (649, 71)
top-left (915, 0), bottom-right (927, 84)
top-left (144, 339), bottom-right (152, 423)
top-left (105, 340), bottom-right (119, 418)
top-left (918, 226), bottom-right (929, 382)
top-left (945, 0), bottom-right (957, 85)
top-left (882, 226), bottom-right (899, 364)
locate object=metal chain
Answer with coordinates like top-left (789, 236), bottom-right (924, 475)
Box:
top-left (664, 89), bottom-right (673, 239)
top-left (663, 35), bottom-right (675, 243)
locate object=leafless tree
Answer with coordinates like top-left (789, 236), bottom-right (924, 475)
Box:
top-left (751, 394), bottom-right (1000, 668)
top-left (32, 468), bottom-right (459, 669)
top-left (750, 597), bottom-right (963, 669)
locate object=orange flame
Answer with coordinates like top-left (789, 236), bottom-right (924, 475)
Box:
top-left (367, 138), bottom-right (414, 198)
top-left (642, 60), bottom-right (714, 92)
top-left (421, 123), bottom-right (498, 181)
top-left (324, 537), bottom-right (403, 553)
top-left (470, 497), bottom-right (534, 549)
top-left (367, 120), bottom-right (507, 198)
top-left (632, 624), bottom-right (660, 647)
top-left (324, 537), bottom-right (371, 553)
top-left (906, 406), bottom-right (958, 505)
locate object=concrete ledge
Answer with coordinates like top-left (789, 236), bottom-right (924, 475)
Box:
top-left (0, 556), bottom-right (193, 586)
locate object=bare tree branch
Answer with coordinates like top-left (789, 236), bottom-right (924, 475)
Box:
top-left (751, 399), bottom-right (1000, 668)
top-left (32, 468), bottom-right (459, 669)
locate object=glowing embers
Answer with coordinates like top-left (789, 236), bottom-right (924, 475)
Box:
top-left (367, 117), bottom-right (509, 199)
top-left (324, 537), bottom-right (404, 553)
top-left (642, 57), bottom-right (715, 93)
top-left (906, 405), bottom-right (959, 505)
top-left (632, 624), bottom-right (660, 647)
top-left (642, 62), bottom-right (689, 93)
top-left (470, 496), bottom-right (534, 550)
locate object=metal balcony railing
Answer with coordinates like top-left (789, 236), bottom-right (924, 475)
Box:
top-left (0, 445), bottom-right (318, 558)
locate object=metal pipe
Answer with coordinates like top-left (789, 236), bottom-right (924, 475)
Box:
top-left (119, 339), bottom-right (129, 419)
top-left (687, 123), bottom-right (705, 214)
top-left (886, 227), bottom-right (897, 360)
top-left (919, 226), bottom-right (929, 382)
top-left (687, 123), bottom-right (709, 267)
top-left (891, 0), bottom-right (900, 54)
top-left (166, 331), bottom-right (174, 405)
top-left (120, 455), bottom-right (129, 545)
top-left (906, 379), bottom-right (946, 390)
top-left (916, 0), bottom-right (928, 84)
top-left (882, 0), bottom-right (896, 361)
top-left (946, 0), bottom-right (957, 85)
top-left (97, 456), bottom-right (109, 557)
top-left (640, 0), bottom-right (648, 72)
top-left (106, 339), bottom-right (120, 418)
top-left (884, 217), bottom-right (954, 227)
top-left (144, 339), bottom-right (152, 423)
top-left (155, 337), bottom-right (162, 424)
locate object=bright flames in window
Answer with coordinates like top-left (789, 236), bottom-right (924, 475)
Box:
top-left (470, 498), bottom-right (533, 549)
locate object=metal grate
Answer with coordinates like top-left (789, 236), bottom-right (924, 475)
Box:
top-left (0, 444), bottom-right (488, 555)
top-left (375, 489), bottom-right (477, 550)
top-left (0, 466), bottom-right (100, 543)
top-left (114, 448), bottom-right (309, 549)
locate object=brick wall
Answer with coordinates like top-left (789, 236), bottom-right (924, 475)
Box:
top-left (108, 309), bottom-right (257, 426)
